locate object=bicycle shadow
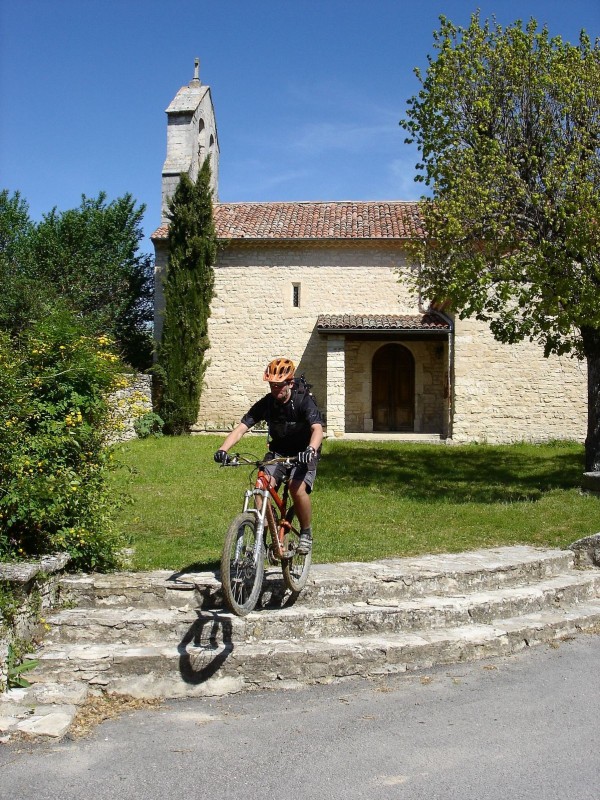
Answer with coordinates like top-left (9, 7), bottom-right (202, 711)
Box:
top-left (257, 569), bottom-right (303, 610)
top-left (174, 564), bottom-right (306, 685)
top-left (178, 612), bottom-right (234, 685)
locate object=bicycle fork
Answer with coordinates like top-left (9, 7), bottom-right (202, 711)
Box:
top-left (242, 484), bottom-right (270, 566)
top-left (242, 473), bottom-right (293, 563)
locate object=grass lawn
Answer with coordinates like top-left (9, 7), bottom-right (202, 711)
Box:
top-left (110, 435), bottom-right (600, 571)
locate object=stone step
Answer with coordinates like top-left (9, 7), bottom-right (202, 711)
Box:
top-left (43, 570), bottom-right (600, 646)
top-left (0, 682), bottom-right (89, 739)
top-left (59, 546), bottom-right (574, 610)
top-left (58, 570), bottom-right (217, 610)
top-left (30, 600), bottom-right (600, 698)
top-left (282, 547), bottom-right (577, 608)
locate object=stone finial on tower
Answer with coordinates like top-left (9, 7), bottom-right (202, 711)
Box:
top-left (190, 57), bottom-right (200, 86)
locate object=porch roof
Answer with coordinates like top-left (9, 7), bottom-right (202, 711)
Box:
top-left (316, 312), bottom-right (451, 334)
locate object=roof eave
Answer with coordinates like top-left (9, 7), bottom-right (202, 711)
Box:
top-left (215, 236), bottom-right (418, 244)
top-left (316, 326), bottom-right (449, 335)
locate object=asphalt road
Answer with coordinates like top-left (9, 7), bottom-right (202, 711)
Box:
top-left (2, 634), bottom-right (600, 800)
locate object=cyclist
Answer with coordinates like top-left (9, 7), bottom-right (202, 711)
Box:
top-left (214, 357), bottom-right (324, 554)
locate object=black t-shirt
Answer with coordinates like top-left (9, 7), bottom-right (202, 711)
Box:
top-left (241, 386), bottom-right (323, 456)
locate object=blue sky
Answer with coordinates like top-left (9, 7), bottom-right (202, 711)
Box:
top-left (1, 0), bottom-right (598, 250)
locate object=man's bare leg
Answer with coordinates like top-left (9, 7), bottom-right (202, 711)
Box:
top-left (290, 480), bottom-right (312, 553)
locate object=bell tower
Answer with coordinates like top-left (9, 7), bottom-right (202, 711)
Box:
top-left (160, 58), bottom-right (220, 222)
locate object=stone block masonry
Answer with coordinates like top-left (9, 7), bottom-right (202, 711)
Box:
top-left (187, 240), bottom-right (586, 443)
top-left (195, 242), bottom-right (419, 431)
top-left (154, 232), bottom-right (586, 444)
top-left (0, 554), bottom-right (71, 693)
top-left (452, 317), bottom-right (586, 443)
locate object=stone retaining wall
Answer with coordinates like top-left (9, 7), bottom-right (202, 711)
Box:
top-left (108, 374), bottom-right (153, 442)
top-left (0, 554), bottom-right (70, 692)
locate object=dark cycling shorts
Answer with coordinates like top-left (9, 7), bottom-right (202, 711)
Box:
top-left (263, 452), bottom-right (318, 494)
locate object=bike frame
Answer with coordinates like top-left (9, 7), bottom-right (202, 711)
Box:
top-left (240, 464), bottom-right (297, 563)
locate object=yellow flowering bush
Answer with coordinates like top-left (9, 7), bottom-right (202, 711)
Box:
top-left (0, 312), bottom-right (126, 570)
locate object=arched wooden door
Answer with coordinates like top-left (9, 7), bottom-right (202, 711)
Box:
top-left (372, 344), bottom-right (415, 432)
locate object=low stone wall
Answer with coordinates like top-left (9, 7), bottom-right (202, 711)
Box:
top-left (108, 374), bottom-right (153, 443)
top-left (570, 532), bottom-right (600, 568)
top-left (0, 554), bottom-right (71, 692)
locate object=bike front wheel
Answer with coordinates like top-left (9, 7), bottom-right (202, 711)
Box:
top-left (221, 512), bottom-right (265, 616)
top-left (281, 508), bottom-right (312, 593)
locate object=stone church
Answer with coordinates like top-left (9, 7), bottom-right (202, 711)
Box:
top-left (153, 65), bottom-right (586, 443)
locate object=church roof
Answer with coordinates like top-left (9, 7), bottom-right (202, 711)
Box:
top-left (151, 201), bottom-right (425, 241)
top-left (165, 83), bottom-right (209, 114)
top-left (316, 313), bottom-right (450, 332)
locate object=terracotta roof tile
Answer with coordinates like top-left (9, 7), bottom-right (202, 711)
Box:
top-left (152, 223), bottom-right (169, 240)
top-left (316, 313), bottom-right (450, 332)
top-left (151, 201), bottom-right (425, 241)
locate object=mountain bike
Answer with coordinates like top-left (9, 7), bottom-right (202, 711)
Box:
top-left (218, 454), bottom-right (312, 616)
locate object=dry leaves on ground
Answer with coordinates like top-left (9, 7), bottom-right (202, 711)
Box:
top-left (70, 694), bottom-right (163, 738)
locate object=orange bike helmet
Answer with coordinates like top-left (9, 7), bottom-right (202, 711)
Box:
top-left (263, 358), bottom-right (295, 382)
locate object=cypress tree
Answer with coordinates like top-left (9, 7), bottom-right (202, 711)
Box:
top-left (157, 158), bottom-right (216, 434)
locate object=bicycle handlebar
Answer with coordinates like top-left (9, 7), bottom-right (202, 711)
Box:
top-left (220, 454), bottom-right (299, 468)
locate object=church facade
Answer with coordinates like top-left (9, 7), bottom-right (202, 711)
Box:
top-left (153, 68), bottom-right (586, 443)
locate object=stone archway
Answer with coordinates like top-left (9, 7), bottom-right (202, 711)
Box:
top-left (372, 343), bottom-right (415, 431)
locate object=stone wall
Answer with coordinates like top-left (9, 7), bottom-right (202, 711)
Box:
top-left (154, 238), bottom-right (587, 443)
top-left (108, 374), bottom-right (153, 443)
top-left (452, 316), bottom-right (587, 443)
top-left (195, 242), bottom-right (416, 429)
top-left (0, 555), bottom-right (70, 692)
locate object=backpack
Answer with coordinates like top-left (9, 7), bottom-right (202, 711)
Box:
top-left (294, 373), bottom-right (317, 404)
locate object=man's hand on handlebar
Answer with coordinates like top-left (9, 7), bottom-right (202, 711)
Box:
top-left (296, 445), bottom-right (316, 465)
top-left (214, 449), bottom-right (230, 465)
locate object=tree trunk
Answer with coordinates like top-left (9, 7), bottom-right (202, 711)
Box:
top-left (581, 327), bottom-right (600, 472)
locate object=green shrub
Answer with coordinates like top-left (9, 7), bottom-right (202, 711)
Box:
top-left (0, 310), bottom-right (126, 570)
top-left (133, 411), bottom-right (164, 439)
top-left (0, 581), bottom-right (19, 630)
top-left (5, 641), bottom-right (39, 689)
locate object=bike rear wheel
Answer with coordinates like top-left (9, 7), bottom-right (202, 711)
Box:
top-left (221, 512), bottom-right (264, 616)
top-left (281, 507), bottom-right (311, 593)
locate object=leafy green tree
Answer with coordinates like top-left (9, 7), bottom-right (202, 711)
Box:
top-left (156, 158), bottom-right (216, 434)
top-left (0, 190), bottom-right (41, 334)
top-left (33, 193), bottom-right (154, 369)
top-left (0, 190), bottom-right (153, 369)
top-left (401, 14), bottom-right (600, 469)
